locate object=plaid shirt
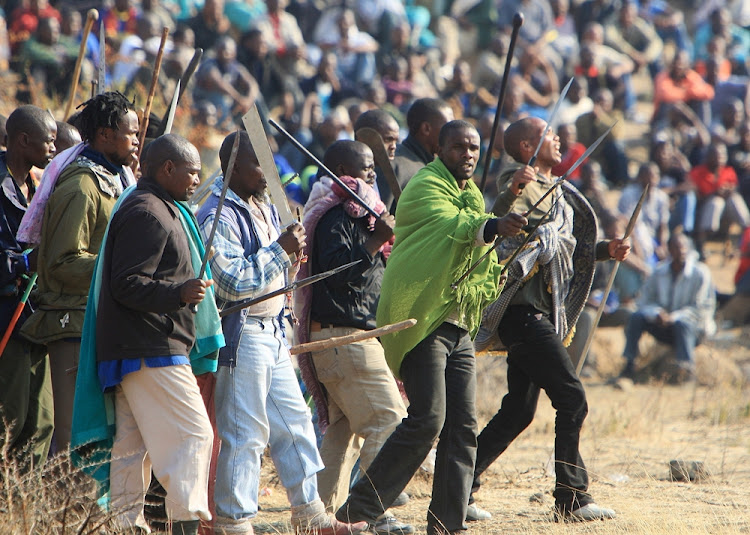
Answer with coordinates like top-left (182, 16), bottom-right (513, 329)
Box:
top-left (199, 178), bottom-right (290, 304)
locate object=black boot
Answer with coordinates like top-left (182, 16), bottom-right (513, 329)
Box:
top-left (172, 520), bottom-right (200, 535)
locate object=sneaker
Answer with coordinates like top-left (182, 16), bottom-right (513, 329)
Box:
top-left (465, 503), bottom-right (492, 522)
top-left (390, 492), bottom-right (410, 508)
top-left (214, 516), bottom-right (254, 535)
top-left (370, 514), bottom-right (415, 535)
top-left (295, 515), bottom-right (368, 535)
top-left (566, 503), bottom-right (616, 521)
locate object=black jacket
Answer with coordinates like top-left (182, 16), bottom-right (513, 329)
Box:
top-left (96, 178), bottom-right (195, 361)
top-left (310, 204), bottom-right (385, 330)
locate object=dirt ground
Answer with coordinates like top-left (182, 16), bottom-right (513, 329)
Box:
top-left (253, 326), bottom-right (750, 534)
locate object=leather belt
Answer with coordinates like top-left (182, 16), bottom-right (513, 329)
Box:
top-left (310, 320), bottom-right (335, 332)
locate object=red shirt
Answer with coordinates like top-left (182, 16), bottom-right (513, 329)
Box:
top-left (689, 164), bottom-right (737, 197)
top-left (551, 142), bottom-right (586, 179)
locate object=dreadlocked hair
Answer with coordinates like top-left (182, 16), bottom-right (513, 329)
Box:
top-left (75, 91), bottom-right (134, 143)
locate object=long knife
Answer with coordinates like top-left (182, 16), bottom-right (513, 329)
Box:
top-left (162, 79), bottom-right (180, 135)
top-left (242, 105), bottom-right (296, 228)
top-left (219, 260), bottom-right (362, 317)
top-left (574, 184), bottom-right (648, 376)
top-left (527, 77), bottom-right (574, 169)
top-left (97, 19), bottom-right (105, 95)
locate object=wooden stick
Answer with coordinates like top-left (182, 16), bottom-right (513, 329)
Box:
top-left (289, 319), bottom-right (417, 355)
top-left (135, 27), bottom-right (169, 160)
top-left (64, 9), bottom-right (98, 119)
top-left (0, 273), bottom-right (37, 358)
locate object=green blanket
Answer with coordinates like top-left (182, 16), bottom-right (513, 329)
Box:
top-left (376, 158), bottom-right (504, 378)
top-left (70, 186), bottom-right (224, 501)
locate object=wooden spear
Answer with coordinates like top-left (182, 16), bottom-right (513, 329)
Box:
top-left (63, 9), bottom-right (98, 119)
top-left (289, 319), bottom-right (417, 355)
top-left (135, 27), bottom-right (169, 160)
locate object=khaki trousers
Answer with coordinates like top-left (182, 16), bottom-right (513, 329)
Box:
top-left (110, 363), bottom-right (213, 530)
top-left (311, 326), bottom-right (407, 511)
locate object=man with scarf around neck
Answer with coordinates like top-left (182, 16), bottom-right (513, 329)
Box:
top-left (20, 91), bottom-right (138, 451)
top-left (470, 116), bottom-right (629, 522)
top-left (196, 131), bottom-right (366, 535)
top-left (96, 134), bottom-right (212, 535)
top-left (297, 140), bottom-right (412, 535)
top-left (0, 105), bottom-right (56, 472)
top-left (391, 98), bottom-right (454, 194)
top-left (335, 121), bottom-right (527, 535)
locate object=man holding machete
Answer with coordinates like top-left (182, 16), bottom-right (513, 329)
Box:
top-left (197, 131), bottom-right (365, 535)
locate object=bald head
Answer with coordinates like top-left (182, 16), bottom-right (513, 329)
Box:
top-left (504, 117), bottom-right (545, 163)
top-left (141, 134), bottom-right (199, 178)
top-left (55, 121), bottom-right (82, 152)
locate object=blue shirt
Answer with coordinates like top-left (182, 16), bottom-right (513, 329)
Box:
top-left (98, 356), bottom-right (189, 391)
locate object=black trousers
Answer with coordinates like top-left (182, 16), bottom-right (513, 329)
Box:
top-left (337, 323), bottom-right (477, 534)
top-left (472, 306), bottom-right (593, 513)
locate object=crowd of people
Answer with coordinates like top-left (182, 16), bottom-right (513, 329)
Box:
top-left (0, 0), bottom-right (749, 534)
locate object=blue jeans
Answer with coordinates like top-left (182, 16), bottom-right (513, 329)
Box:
top-left (623, 311), bottom-right (698, 365)
top-left (214, 317), bottom-right (323, 520)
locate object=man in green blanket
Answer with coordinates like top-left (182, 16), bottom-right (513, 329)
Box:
top-left (335, 120), bottom-right (527, 535)
top-left (90, 135), bottom-right (216, 535)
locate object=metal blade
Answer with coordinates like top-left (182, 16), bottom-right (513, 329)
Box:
top-left (97, 19), bottom-right (105, 94)
top-left (242, 105), bottom-right (296, 228)
top-left (220, 260), bottom-right (362, 317)
top-left (356, 127), bottom-right (401, 202)
top-left (163, 79), bottom-right (180, 135)
top-left (528, 77), bottom-right (574, 167)
top-left (574, 184), bottom-right (647, 376)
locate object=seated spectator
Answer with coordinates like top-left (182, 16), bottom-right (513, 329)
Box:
top-left (239, 28), bottom-right (301, 110)
top-left (253, 0), bottom-right (311, 77)
top-left (691, 142), bottom-right (750, 255)
top-left (576, 25), bottom-right (636, 120)
top-left (652, 101), bottom-right (711, 166)
top-left (718, 224), bottom-right (750, 326)
top-left (694, 36), bottom-right (733, 84)
top-left (141, 0), bottom-right (176, 33)
top-left (575, 88), bottom-right (630, 185)
top-left (382, 56), bottom-right (414, 110)
top-left (619, 163), bottom-right (670, 260)
top-left (8, 0), bottom-right (61, 55)
top-left (473, 34), bottom-right (510, 91)
top-left (163, 24), bottom-right (196, 80)
top-left (60, 5), bottom-right (98, 74)
top-left (604, 1), bottom-right (663, 77)
top-left (710, 98), bottom-right (745, 147)
top-left (18, 17), bottom-right (78, 101)
top-left (112, 13), bottom-right (162, 87)
top-left (574, 0), bottom-right (621, 42)
top-left (557, 76), bottom-right (594, 127)
top-left (653, 50), bottom-right (715, 125)
top-left (620, 232), bottom-right (716, 382)
top-left (650, 137), bottom-right (696, 234)
top-left (548, 0), bottom-right (579, 74)
top-left (694, 7), bottom-right (750, 76)
top-left (639, 0), bottom-right (690, 55)
top-left (551, 123), bottom-right (586, 181)
top-left (576, 161), bottom-right (610, 214)
top-left (193, 35), bottom-right (260, 128)
top-left (509, 46), bottom-right (560, 120)
top-left (317, 8), bottom-right (378, 86)
top-left (189, 0), bottom-right (232, 52)
top-left (441, 59), bottom-right (492, 119)
top-left (703, 56), bottom-right (750, 126)
top-left (101, 0), bottom-right (139, 40)
top-left (299, 52), bottom-right (359, 115)
top-left (730, 120), bottom-right (750, 204)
